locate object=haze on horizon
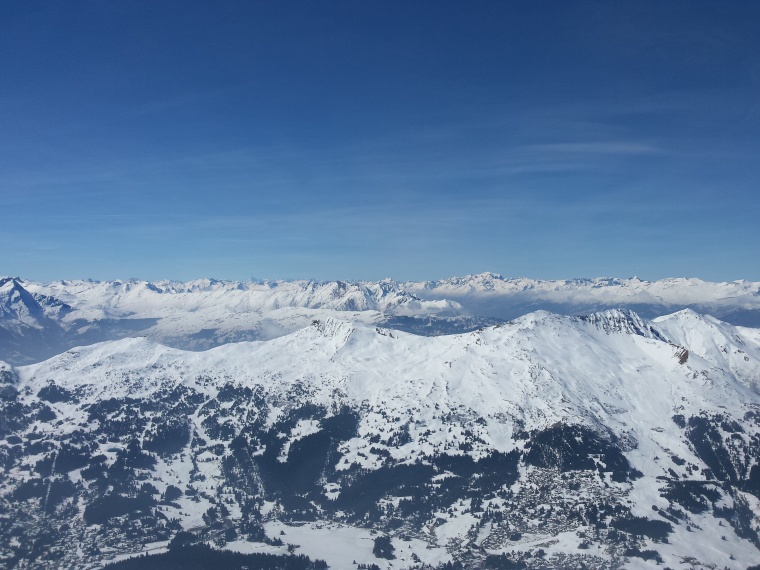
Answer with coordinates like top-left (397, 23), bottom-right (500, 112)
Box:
top-left (1, 1), bottom-right (759, 283)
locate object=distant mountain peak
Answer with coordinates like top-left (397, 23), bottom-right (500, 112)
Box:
top-left (0, 277), bottom-right (47, 324)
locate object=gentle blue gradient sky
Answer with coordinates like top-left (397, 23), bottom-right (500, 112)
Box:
top-left (2, 1), bottom-right (759, 282)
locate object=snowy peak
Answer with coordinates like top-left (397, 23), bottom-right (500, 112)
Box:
top-left (654, 308), bottom-right (745, 352)
top-left (0, 278), bottom-right (66, 365)
top-left (574, 308), bottom-right (665, 340)
top-left (653, 309), bottom-right (760, 388)
top-left (0, 277), bottom-right (47, 327)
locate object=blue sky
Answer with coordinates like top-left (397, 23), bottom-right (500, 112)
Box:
top-left (1, 1), bottom-right (759, 282)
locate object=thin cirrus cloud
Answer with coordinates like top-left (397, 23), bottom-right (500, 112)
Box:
top-left (522, 142), bottom-right (664, 155)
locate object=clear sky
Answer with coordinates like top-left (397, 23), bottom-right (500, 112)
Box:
top-left (2, 1), bottom-right (759, 282)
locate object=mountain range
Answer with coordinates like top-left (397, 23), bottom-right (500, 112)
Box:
top-left (2, 304), bottom-right (760, 569)
top-left (2, 274), bottom-right (760, 365)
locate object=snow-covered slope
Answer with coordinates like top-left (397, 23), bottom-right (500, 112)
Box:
top-left (3, 310), bottom-right (760, 569)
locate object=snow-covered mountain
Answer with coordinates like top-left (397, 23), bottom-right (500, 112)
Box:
top-left (0, 278), bottom-right (68, 364)
top-left (28, 277), bottom-right (461, 320)
top-left (1, 277), bottom-right (470, 365)
top-left (2, 274), bottom-right (759, 366)
top-left (2, 309), bottom-right (760, 568)
top-left (403, 273), bottom-right (760, 326)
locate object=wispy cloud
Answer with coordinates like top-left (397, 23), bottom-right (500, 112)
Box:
top-left (522, 142), bottom-right (664, 155)
top-left (131, 88), bottom-right (232, 117)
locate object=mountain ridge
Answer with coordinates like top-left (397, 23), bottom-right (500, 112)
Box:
top-left (2, 274), bottom-right (759, 366)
